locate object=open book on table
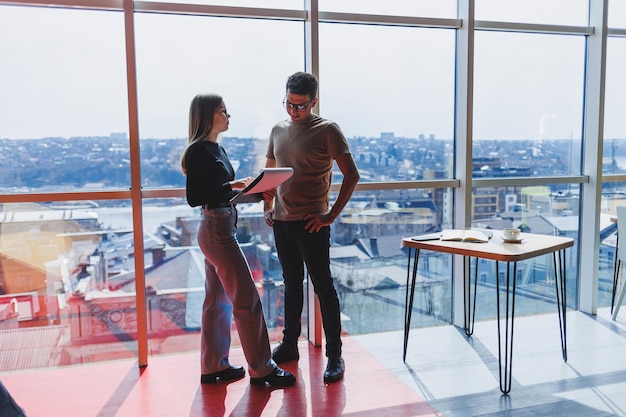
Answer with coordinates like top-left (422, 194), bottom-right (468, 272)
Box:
top-left (229, 167), bottom-right (294, 204)
top-left (440, 229), bottom-right (492, 243)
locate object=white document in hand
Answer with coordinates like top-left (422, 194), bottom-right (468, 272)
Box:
top-left (229, 167), bottom-right (294, 204)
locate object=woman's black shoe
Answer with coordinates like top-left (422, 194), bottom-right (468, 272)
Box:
top-left (201, 365), bottom-right (245, 384)
top-left (250, 365), bottom-right (296, 387)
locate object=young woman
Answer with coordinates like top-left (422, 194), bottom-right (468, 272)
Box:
top-left (182, 93), bottom-right (295, 387)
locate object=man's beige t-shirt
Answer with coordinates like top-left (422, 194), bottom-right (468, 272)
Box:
top-left (266, 114), bottom-right (351, 221)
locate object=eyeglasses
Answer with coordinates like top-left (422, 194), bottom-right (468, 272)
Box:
top-left (283, 98), bottom-right (315, 112)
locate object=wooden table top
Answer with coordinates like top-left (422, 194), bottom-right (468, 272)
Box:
top-left (402, 231), bottom-right (574, 262)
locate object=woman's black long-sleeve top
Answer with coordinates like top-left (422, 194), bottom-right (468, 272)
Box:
top-left (185, 140), bottom-right (235, 208)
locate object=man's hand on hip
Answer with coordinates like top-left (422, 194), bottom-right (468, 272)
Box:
top-left (304, 212), bottom-right (334, 233)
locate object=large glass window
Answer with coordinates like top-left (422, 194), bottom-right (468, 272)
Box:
top-left (319, 23), bottom-right (455, 181)
top-left (1, 0), bottom-right (618, 374)
top-left (333, 187), bottom-right (454, 332)
top-left (475, 0), bottom-right (588, 26)
top-left (133, 13), bottom-right (304, 349)
top-left (600, 37), bottom-right (626, 308)
top-left (318, 0), bottom-right (456, 18)
top-left (0, 200), bottom-right (140, 370)
top-left (473, 31), bottom-right (585, 176)
top-left (470, 184), bottom-right (580, 317)
top-left (136, 184), bottom-right (451, 349)
top-left (137, 0), bottom-right (298, 7)
top-left (0, 6), bottom-right (129, 193)
top-left (147, 195), bottom-right (301, 345)
top-left (604, 38), bottom-right (626, 149)
top-left (134, 13), bottom-right (303, 188)
top-left (597, 191), bottom-right (620, 308)
top-left (609, 0), bottom-right (626, 28)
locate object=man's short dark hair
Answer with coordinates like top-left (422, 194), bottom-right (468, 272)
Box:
top-left (286, 72), bottom-right (318, 99)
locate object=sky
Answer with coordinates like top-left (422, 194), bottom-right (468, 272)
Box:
top-left (1, 1), bottom-right (626, 141)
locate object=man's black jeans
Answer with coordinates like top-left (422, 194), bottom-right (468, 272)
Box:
top-left (273, 220), bottom-right (342, 357)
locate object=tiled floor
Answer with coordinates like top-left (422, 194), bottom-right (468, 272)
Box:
top-left (1, 335), bottom-right (439, 417)
top-left (3, 307), bottom-right (626, 416)
top-left (357, 307), bottom-right (626, 416)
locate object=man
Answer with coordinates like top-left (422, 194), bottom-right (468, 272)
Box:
top-left (263, 72), bottom-right (360, 383)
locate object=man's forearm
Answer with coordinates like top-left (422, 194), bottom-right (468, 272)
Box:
top-left (329, 172), bottom-right (359, 220)
top-left (329, 153), bottom-right (360, 220)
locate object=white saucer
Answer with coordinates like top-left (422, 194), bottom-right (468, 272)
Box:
top-left (502, 237), bottom-right (523, 244)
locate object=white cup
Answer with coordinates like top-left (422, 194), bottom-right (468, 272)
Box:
top-left (503, 228), bottom-right (520, 240)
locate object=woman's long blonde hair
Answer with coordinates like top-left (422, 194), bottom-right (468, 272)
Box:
top-left (180, 93), bottom-right (223, 175)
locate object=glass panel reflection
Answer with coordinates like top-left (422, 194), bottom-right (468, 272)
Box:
top-left (602, 37), bottom-right (626, 309)
top-left (318, 0), bottom-right (456, 18)
top-left (133, 13), bottom-right (303, 188)
top-left (144, 186), bottom-right (457, 343)
top-left (142, 198), bottom-right (291, 352)
top-left (319, 22), bottom-right (455, 172)
top-left (470, 184), bottom-right (580, 319)
top-left (333, 188), bottom-right (454, 331)
top-left (599, 186), bottom-right (624, 308)
top-left (0, 6), bottom-right (129, 194)
top-left (137, 0), bottom-right (297, 7)
top-left (0, 200), bottom-right (137, 371)
top-left (473, 31), bottom-right (585, 176)
top-left (475, 0), bottom-right (588, 26)
top-left (604, 38), bottom-right (626, 149)
top-left (609, 0), bottom-right (626, 28)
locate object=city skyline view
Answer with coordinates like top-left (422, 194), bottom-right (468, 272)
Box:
top-left (2, 1), bottom-right (626, 142)
top-left (6, 133), bottom-right (626, 194)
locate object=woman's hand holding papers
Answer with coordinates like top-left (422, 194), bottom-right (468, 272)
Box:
top-left (229, 177), bottom-right (254, 190)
